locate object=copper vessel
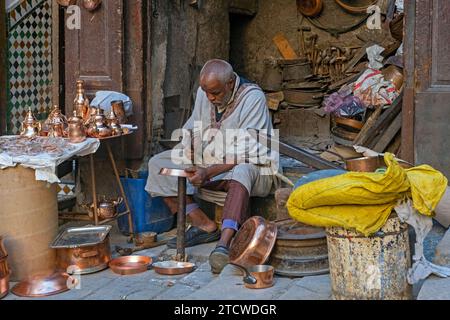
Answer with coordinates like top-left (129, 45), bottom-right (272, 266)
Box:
top-left (88, 108), bottom-right (112, 138)
top-left (107, 111), bottom-right (123, 136)
top-left (51, 226), bottom-right (112, 275)
top-left (152, 261), bottom-right (195, 275)
top-left (382, 65), bottom-right (404, 92)
top-left (0, 271), bottom-right (10, 299)
top-left (134, 231), bottom-right (157, 247)
top-left (67, 111), bottom-right (87, 143)
top-left (82, 0), bottom-right (102, 11)
top-left (83, 196), bottom-right (123, 220)
top-left (229, 216), bottom-right (278, 268)
top-left (46, 105), bottom-right (67, 138)
top-left (20, 108), bottom-right (41, 138)
top-left (11, 272), bottom-right (72, 298)
top-left (111, 100), bottom-right (127, 124)
top-left (159, 168), bottom-right (194, 178)
top-left (73, 80), bottom-right (90, 122)
top-left (244, 265), bottom-right (275, 289)
top-left (345, 156), bottom-right (413, 172)
top-left (109, 256), bottom-right (152, 275)
top-left (0, 236), bottom-right (6, 260)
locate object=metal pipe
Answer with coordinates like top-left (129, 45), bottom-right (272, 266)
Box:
top-left (176, 176), bottom-right (187, 261)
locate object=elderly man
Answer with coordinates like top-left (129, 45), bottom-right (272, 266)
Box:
top-left (145, 59), bottom-right (278, 273)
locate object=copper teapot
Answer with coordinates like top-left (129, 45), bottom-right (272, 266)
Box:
top-left (83, 197), bottom-right (123, 220)
top-left (107, 111), bottom-right (123, 136)
top-left (88, 108), bottom-right (112, 138)
top-left (46, 105), bottom-right (67, 138)
top-left (67, 111), bottom-right (86, 143)
top-left (20, 108), bottom-right (41, 138)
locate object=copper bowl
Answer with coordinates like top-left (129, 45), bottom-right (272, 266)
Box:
top-left (109, 256), bottom-right (152, 275)
top-left (244, 265), bottom-right (275, 289)
top-left (152, 261), bottom-right (195, 275)
top-left (134, 232), bottom-right (157, 247)
top-left (229, 216), bottom-right (278, 268)
top-left (11, 272), bottom-right (72, 298)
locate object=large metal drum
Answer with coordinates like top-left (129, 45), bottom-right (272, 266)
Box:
top-left (0, 166), bottom-right (58, 281)
top-left (269, 220), bottom-right (329, 277)
top-left (326, 214), bottom-right (412, 300)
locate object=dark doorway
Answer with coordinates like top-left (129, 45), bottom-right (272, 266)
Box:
top-left (229, 13), bottom-right (253, 80)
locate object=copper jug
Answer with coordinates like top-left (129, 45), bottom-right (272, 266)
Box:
top-left (74, 80), bottom-right (90, 122)
top-left (111, 100), bottom-right (127, 124)
top-left (92, 108), bottom-right (112, 138)
top-left (20, 108), bottom-right (41, 138)
top-left (68, 111), bottom-right (87, 143)
top-left (46, 105), bottom-right (67, 138)
top-left (107, 111), bottom-right (123, 136)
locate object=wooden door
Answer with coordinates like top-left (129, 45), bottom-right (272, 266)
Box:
top-left (64, 0), bottom-right (123, 113)
top-left (403, 0), bottom-right (450, 178)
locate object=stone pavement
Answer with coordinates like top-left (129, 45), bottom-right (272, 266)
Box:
top-left (3, 221), bottom-right (449, 300)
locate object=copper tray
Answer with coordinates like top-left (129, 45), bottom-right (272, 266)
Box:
top-left (159, 168), bottom-right (194, 178)
top-left (109, 256), bottom-right (152, 275)
top-left (11, 272), bottom-right (72, 298)
top-left (229, 216), bottom-right (278, 268)
top-left (152, 261), bottom-right (195, 275)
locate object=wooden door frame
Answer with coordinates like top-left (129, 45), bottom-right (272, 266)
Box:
top-left (401, 0), bottom-right (415, 164)
top-left (51, 0), bottom-right (60, 108)
top-left (0, 3), bottom-right (7, 135)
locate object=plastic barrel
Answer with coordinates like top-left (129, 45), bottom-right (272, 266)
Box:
top-left (0, 166), bottom-right (58, 281)
top-left (118, 171), bottom-right (174, 235)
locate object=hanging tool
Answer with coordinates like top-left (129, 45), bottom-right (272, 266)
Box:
top-left (299, 26), bottom-right (311, 58)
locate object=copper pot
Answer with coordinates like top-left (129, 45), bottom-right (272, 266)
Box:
top-left (229, 216), bottom-right (278, 268)
top-left (297, 0), bottom-right (323, 17)
top-left (244, 265), bottom-right (274, 289)
top-left (382, 65), bottom-right (404, 92)
top-left (0, 271), bottom-right (10, 299)
top-left (51, 226), bottom-right (112, 274)
top-left (83, 0), bottom-right (102, 11)
top-left (67, 111), bottom-right (86, 143)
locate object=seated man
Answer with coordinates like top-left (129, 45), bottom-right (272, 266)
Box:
top-left (145, 59), bottom-right (279, 274)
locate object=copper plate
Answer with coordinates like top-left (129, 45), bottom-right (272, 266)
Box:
top-left (152, 261), bottom-right (195, 275)
top-left (229, 216), bottom-right (278, 268)
top-left (159, 168), bottom-right (194, 178)
top-left (11, 272), bottom-right (72, 298)
top-left (109, 256), bottom-right (152, 275)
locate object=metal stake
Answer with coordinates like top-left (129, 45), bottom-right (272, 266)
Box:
top-left (176, 176), bottom-right (187, 261)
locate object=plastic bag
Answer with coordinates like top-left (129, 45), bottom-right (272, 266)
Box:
top-left (91, 91), bottom-right (133, 116)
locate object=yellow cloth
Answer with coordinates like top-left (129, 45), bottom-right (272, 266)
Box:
top-left (286, 153), bottom-right (448, 236)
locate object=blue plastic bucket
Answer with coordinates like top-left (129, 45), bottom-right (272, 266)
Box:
top-left (118, 171), bottom-right (174, 235)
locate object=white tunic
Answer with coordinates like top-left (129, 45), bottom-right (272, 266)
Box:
top-left (145, 75), bottom-right (280, 199)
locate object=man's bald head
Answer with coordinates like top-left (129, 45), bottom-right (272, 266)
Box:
top-left (200, 59), bottom-right (234, 85)
top-left (199, 59), bottom-right (236, 108)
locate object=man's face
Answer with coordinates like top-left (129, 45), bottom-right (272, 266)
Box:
top-left (200, 76), bottom-right (234, 108)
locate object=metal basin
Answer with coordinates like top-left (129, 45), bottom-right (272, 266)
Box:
top-left (229, 216), bottom-right (278, 268)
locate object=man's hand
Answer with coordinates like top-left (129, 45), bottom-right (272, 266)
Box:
top-left (185, 167), bottom-right (208, 187)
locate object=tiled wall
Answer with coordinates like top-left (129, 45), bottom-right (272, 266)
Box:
top-left (7, 0), bottom-right (53, 134)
